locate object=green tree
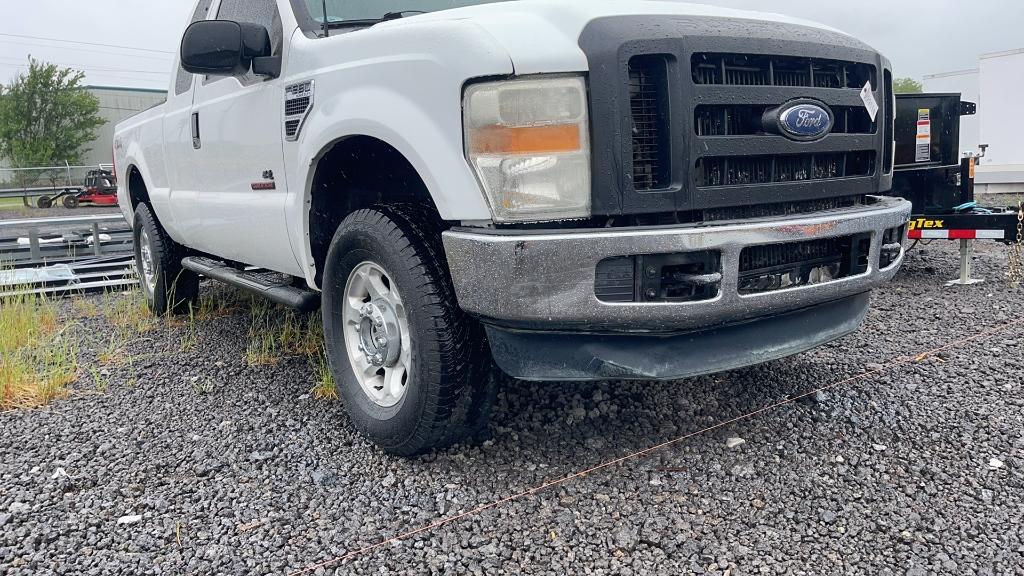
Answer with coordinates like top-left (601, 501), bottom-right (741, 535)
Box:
top-left (892, 77), bottom-right (923, 94)
top-left (0, 58), bottom-right (105, 169)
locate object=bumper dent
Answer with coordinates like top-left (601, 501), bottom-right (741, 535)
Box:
top-left (442, 196), bottom-right (912, 332)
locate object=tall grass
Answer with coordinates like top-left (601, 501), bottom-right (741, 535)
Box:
top-left (245, 298), bottom-right (280, 366)
top-left (179, 306), bottom-right (198, 353)
top-left (103, 289), bottom-right (157, 339)
top-left (309, 341), bottom-right (337, 401)
top-left (195, 286), bottom-right (248, 320)
top-left (0, 293), bottom-right (78, 410)
top-left (240, 297), bottom-right (336, 400)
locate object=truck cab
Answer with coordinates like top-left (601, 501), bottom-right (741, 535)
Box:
top-left (114, 0), bottom-right (912, 455)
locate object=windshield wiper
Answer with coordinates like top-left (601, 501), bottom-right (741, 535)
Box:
top-left (324, 10), bottom-right (426, 29)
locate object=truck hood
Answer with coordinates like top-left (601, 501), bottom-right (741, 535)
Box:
top-left (382, 0), bottom-right (857, 74)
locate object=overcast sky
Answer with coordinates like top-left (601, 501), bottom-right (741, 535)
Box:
top-left (1, 0), bottom-right (1020, 91)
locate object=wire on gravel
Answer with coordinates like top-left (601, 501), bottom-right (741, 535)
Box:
top-left (288, 315), bottom-right (1024, 575)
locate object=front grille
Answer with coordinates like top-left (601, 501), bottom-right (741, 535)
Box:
top-left (692, 53), bottom-right (876, 89)
top-left (583, 16), bottom-right (889, 218)
top-left (740, 238), bottom-right (843, 273)
top-left (883, 70), bottom-right (894, 174)
top-left (696, 152), bottom-right (875, 187)
top-left (703, 195), bottom-right (862, 222)
top-left (738, 234), bottom-right (871, 294)
top-left (629, 56), bottom-right (671, 191)
top-left (694, 105), bottom-right (875, 136)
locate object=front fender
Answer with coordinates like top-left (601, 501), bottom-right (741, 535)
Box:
top-left (296, 91), bottom-right (493, 222)
top-left (282, 21), bottom-right (515, 285)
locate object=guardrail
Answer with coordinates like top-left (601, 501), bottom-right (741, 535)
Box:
top-left (0, 185), bottom-right (83, 200)
top-left (0, 214), bottom-right (137, 296)
top-left (0, 214), bottom-right (131, 264)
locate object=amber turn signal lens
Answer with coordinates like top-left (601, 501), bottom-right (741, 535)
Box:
top-left (468, 124), bottom-right (581, 155)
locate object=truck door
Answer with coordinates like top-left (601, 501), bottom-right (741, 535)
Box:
top-left (161, 0), bottom-right (215, 243)
top-left (188, 0), bottom-right (299, 275)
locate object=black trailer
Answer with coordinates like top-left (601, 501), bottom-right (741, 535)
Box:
top-left (888, 93), bottom-right (1023, 285)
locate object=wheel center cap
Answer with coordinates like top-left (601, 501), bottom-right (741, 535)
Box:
top-left (357, 300), bottom-right (402, 367)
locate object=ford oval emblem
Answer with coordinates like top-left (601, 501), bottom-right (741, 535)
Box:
top-left (778, 103), bottom-right (833, 141)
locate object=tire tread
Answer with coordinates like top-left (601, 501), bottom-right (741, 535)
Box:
top-left (325, 204), bottom-right (494, 455)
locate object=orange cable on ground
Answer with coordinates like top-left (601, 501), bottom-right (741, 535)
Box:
top-left (288, 317), bottom-right (1024, 576)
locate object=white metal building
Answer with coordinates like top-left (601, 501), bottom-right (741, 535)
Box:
top-left (924, 49), bottom-right (1024, 194)
top-left (84, 86), bottom-right (167, 167)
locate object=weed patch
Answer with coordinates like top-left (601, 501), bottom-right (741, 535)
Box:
top-left (309, 341), bottom-right (337, 401)
top-left (194, 287), bottom-right (248, 320)
top-left (190, 377), bottom-right (216, 395)
top-left (243, 299), bottom-right (331, 390)
top-left (1, 294), bottom-right (78, 410)
top-left (72, 298), bottom-right (101, 318)
top-left (103, 290), bottom-right (157, 340)
top-left (180, 306), bottom-right (198, 352)
top-left (245, 298), bottom-right (281, 366)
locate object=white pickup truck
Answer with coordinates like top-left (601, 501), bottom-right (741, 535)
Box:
top-left (114, 0), bottom-right (912, 455)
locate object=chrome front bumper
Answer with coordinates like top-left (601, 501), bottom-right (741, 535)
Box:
top-left (442, 196), bottom-right (912, 333)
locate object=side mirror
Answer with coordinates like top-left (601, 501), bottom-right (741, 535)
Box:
top-left (180, 20), bottom-right (274, 77)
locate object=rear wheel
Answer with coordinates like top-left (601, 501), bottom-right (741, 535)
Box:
top-left (322, 206), bottom-right (494, 456)
top-left (62, 195), bottom-right (80, 209)
top-left (133, 203), bottom-right (199, 315)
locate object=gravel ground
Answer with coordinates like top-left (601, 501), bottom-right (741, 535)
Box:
top-left (2, 240), bottom-right (1023, 575)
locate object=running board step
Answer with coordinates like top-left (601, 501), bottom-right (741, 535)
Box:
top-left (181, 257), bottom-right (320, 312)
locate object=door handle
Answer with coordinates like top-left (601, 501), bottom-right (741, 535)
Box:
top-left (191, 112), bottom-right (201, 149)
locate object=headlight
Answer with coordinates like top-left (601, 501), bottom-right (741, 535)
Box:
top-left (463, 76), bottom-right (591, 222)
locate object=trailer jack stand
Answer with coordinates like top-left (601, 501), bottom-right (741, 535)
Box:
top-left (945, 239), bottom-right (984, 287)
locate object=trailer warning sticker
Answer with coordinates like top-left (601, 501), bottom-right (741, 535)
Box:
top-left (915, 109), bottom-right (932, 163)
top-left (859, 81), bottom-right (879, 122)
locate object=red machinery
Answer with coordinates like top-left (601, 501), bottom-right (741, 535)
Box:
top-left (37, 169), bottom-right (119, 209)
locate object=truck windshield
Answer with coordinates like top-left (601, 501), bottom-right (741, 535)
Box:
top-left (304, 0), bottom-right (512, 23)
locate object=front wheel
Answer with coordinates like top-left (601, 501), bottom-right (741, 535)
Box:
top-left (62, 195), bottom-right (80, 209)
top-left (322, 206), bottom-right (494, 456)
top-left (37, 196), bottom-right (52, 209)
top-left (133, 203), bottom-right (199, 315)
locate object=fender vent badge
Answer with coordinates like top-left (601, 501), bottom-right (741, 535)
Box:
top-left (284, 80), bottom-right (314, 142)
